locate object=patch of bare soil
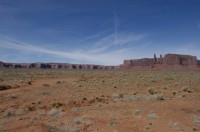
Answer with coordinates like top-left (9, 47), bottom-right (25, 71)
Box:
top-left (0, 70), bottom-right (200, 132)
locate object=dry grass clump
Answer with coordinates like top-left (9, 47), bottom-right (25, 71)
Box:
top-left (50, 102), bottom-right (63, 108)
top-left (147, 112), bottom-right (159, 120)
top-left (48, 108), bottom-right (63, 118)
top-left (133, 109), bottom-right (142, 116)
top-left (168, 121), bottom-right (184, 131)
top-left (148, 88), bottom-right (157, 95)
top-left (107, 118), bottom-right (118, 128)
top-left (156, 96), bottom-right (164, 101)
top-left (193, 115), bottom-right (200, 125)
top-left (73, 116), bottom-right (95, 126)
top-left (50, 125), bottom-right (78, 132)
top-left (183, 87), bottom-right (192, 93)
top-left (7, 94), bottom-right (17, 99)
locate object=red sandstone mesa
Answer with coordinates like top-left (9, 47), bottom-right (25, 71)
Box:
top-left (123, 54), bottom-right (200, 71)
top-left (0, 53), bottom-right (200, 70)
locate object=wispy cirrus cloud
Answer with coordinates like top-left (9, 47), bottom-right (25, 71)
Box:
top-left (0, 5), bottom-right (146, 65)
top-left (0, 32), bottom-right (146, 65)
top-left (87, 33), bottom-right (145, 54)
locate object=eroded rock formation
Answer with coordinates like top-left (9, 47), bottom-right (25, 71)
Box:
top-left (0, 53), bottom-right (200, 70)
top-left (163, 54), bottom-right (197, 65)
top-left (123, 54), bottom-right (200, 70)
top-left (124, 58), bottom-right (154, 67)
top-left (0, 62), bottom-right (119, 70)
top-left (0, 61), bottom-right (4, 67)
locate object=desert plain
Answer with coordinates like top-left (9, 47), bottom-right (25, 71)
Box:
top-left (0, 69), bottom-right (200, 132)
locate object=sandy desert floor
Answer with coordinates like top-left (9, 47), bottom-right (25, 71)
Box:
top-left (0, 69), bottom-right (200, 132)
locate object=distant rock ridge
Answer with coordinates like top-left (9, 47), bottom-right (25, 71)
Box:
top-left (123, 53), bottom-right (200, 71)
top-left (0, 53), bottom-right (200, 70)
top-left (0, 61), bottom-right (119, 70)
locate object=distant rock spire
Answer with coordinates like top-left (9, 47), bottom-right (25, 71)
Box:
top-left (160, 54), bottom-right (163, 64)
top-left (154, 53), bottom-right (157, 64)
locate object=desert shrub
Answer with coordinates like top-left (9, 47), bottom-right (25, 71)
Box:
top-left (150, 79), bottom-right (157, 83)
top-left (43, 84), bottom-right (50, 86)
top-left (8, 94), bottom-right (17, 99)
top-left (112, 93), bottom-right (124, 99)
top-left (56, 81), bottom-right (62, 84)
top-left (0, 78), bottom-right (4, 82)
top-left (82, 97), bottom-right (87, 100)
top-left (147, 112), bottom-right (159, 120)
top-left (71, 107), bottom-right (82, 113)
top-left (133, 109), bottom-right (142, 116)
top-left (51, 125), bottom-right (77, 132)
top-left (148, 89), bottom-right (157, 95)
top-left (51, 102), bottom-right (63, 107)
top-left (2, 110), bottom-right (15, 118)
top-left (157, 96), bottom-right (164, 101)
top-left (193, 128), bottom-right (198, 131)
top-left (37, 110), bottom-right (45, 116)
top-left (168, 121), bottom-right (183, 131)
top-left (107, 118), bottom-right (117, 128)
top-left (48, 108), bottom-right (62, 117)
top-left (119, 93), bottom-right (124, 98)
top-left (73, 117), bottom-right (84, 125)
top-left (76, 84), bottom-right (82, 88)
top-left (164, 77), bottom-right (174, 81)
top-left (193, 115), bottom-right (200, 125)
top-left (183, 87), bottom-right (192, 93)
top-left (27, 81), bottom-right (32, 85)
top-left (27, 106), bottom-right (35, 111)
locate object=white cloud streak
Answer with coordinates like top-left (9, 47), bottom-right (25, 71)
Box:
top-left (87, 33), bottom-right (145, 54)
top-left (0, 33), bottom-right (145, 65)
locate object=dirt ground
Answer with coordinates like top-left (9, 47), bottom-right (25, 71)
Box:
top-left (0, 69), bottom-right (200, 132)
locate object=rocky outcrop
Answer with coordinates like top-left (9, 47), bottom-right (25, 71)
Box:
top-left (124, 58), bottom-right (154, 67)
top-left (3, 63), bottom-right (15, 68)
top-left (0, 53), bottom-right (200, 71)
top-left (122, 54), bottom-right (200, 70)
top-left (0, 61), bottom-right (4, 68)
top-left (0, 62), bottom-right (119, 70)
top-left (29, 63), bottom-right (41, 68)
top-left (123, 54), bottom-right (165, 68)
top-left (163, 54), bottom-right (198, 65)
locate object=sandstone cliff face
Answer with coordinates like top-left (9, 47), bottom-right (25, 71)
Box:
top-left (124, 58), bottom-right (154, 67)
top-left (0, 53), bottom-right (200, 70)
top-left (29, 63), bottom-right (42, 68)
top-left (163, 54), bottom-right (197, 65)
top-left (122, 54), bottom-right (200, 70)
top-left (0, 62), bottom-right (119, 70)
top-left (0, 61), bottom-right (4, 67)
top-left (3, 63), bottom-right (14, 68)
top-left (123, 54), bottom-right (165, 68)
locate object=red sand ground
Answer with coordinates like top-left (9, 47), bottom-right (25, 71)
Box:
top-left (0, 70), bottom-right (200, 132)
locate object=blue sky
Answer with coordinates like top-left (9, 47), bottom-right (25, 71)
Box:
top-left (0, 0), bottom-right (200, 65)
